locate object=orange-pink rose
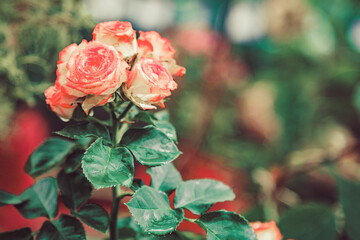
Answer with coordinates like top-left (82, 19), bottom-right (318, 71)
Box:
top-left (58, 40), bottom-right (128, 97)
top-left (93, 21), bottom-right (137, 59)
top-left (250, 221), bottom-right (283, 240)
top-left (44, 83), bottom-right (79, 120)
top-left (46, 40), bottom-right (129, 118)
top-left (123, 57), bottom-right (177, 110)
top-left (137, 31), bottom-right (185, 77)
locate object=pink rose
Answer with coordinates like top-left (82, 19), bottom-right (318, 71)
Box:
top-left (250, 221), bottom-right (283, 240)
top-left (137, 31), bottom-right (185, 77)
top-left (44, 83), bottom-right (79, 120)
top-left (123, 57), bottom-right (177, 110)
top-left (93, 21), bottom-right (137, 59)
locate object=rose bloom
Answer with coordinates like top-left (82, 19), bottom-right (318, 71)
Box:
top-left (45, 40), bottom-right (129, 119)
top-left (93, 21), bottom-right (137, 59)
top-left (137, 31), bottom-right (185, 77)
top-left (250, 221), bottom-right (283, 240)
top-left (44, 83), bottom-right (79, 119)
top-left (123, 57), bottom-right (177, 110)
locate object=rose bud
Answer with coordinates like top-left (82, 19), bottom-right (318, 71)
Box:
top-left (137, 31), bottom-right (185, 77)
top-left (53, 40), bottom-right (128, 117)
top-left (44, 83), bottom-right (79, 120)
top-left (123, 57), bottom-right (177, 110)
top-left (93, 21), bottom-right (137, 59)
top-left (250, 221), bottom-right (283, 240)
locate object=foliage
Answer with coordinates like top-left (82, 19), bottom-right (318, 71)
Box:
top-left (0, 106), bottom-right (257, 239)
top-left (0, 0), bottom-right (95, 136)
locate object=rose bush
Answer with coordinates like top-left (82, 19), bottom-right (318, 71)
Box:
top-left (4, 20), bottom-right (282, 240)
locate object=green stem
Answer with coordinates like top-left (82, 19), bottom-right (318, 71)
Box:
top-left (87, 115), bottom-right (110, 126)
top-left (109, 102), bottom-right (133, 240)
top-left (184, 217), bottom-right (196, 223)
top-left (110, 187), bottom-right (121, 240)
top-left (119, 102), bottom-right (134, 120)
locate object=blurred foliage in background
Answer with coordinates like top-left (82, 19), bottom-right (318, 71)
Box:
top-left (2, 0), bottom-right (360, 239)
top-left (0, 0), bottom-right (95, 136)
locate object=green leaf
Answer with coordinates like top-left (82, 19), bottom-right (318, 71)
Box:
top-left (0, 227), bottom-right (33, 240)
top-left (37, 214), bottom-right (86, 240)
top-left (72, 203), bottom-right (109, 233)
top-left (196, 211), bottom-right (257, 240)
top-left (25, 138), bottom-right (76, 177)
top-left (121, 126), bottom-right (181, 167)
top-left (55, 122), bottom-right (111, 141)
top-left (153, 110), bottom-right (170, 121)
top-left (64, 150), bottom-right (84, 173)
top-left (154, 121), bottom-right (178, 143)
top-left (130, 178), bottom-right (146, 192)
top-left (117, 217), bottom-right (138, 239)
top-left (337, 176), bottom-right (360, 240)
top-left (176, 231), bottom-right (206, 240)
top-left (76, 137), bottom-right (94, 149)
top-left (146, 163), bottom-right (182, 194)
top-left (82, 138), bottom-right (134, 189)
top-left (0, 190), bottom-right (23, 206)
top-left (57, 169), bottom-right (92, 211)
top-left (134, 112), bottom-right (177, 142)
top-left (278, 203), bottom-right (337, 240)
top-left (15, 177), bottom-right (58, 219)
top-left (134, 111), bottom-right (156, 125)
top-left (174, 179), bottom-right (235, 215)
top-left (117, 217), bottom-right (203, 240)
top-left (125, 186), bottom-right (184, 235)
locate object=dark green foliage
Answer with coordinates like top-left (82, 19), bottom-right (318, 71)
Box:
top-left (126, 186), bottom-right (184, 235)
top-left (25, 138), bottom-right (76, 178)
top-left (0, 227), bottom-right (33, 240)
top-left (337, 176), bottom-right (360, 240)
top-left (56, 122), bottom-right (111, 141)
top-left (73, 203), bottom-right (109, 233)
top-left (82, 138), bottom-right (135, 189)
top-left (37, 214), bottom-right (86, 240)
top-left (196, 211), bottom-right (257, 240)
top-left (278, 203), bottom-right (337, 240)
top-left (57, 169), bottom-right (92, 211)
top-left (146, 163), bottom-right (183, 194)
top-left (121, 126), bottom-right (181, 167)
top-left (15, 177), bottom-right (58, 219)
top-left (174, 179), bottom-right (235, 215)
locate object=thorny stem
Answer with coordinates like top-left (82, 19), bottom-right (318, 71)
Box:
top-left (109, 102), bottom-right (133, 240)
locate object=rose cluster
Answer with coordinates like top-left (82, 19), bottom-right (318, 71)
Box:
top-left (45, 21), bottom-right (185, 119)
